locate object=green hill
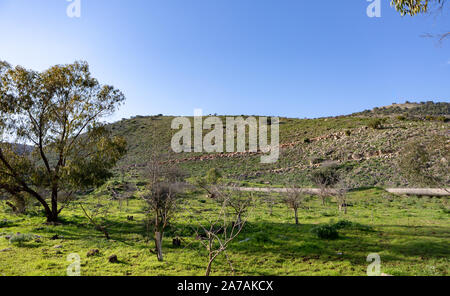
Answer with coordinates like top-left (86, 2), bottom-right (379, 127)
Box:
top-left (354, 101), bottom-right (450, 118)
top-left (108, 102), bottom-right (449, 188)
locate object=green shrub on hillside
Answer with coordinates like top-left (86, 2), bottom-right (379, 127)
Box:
top-left (368, 119), bottom-right (383, 130)
top-left (310, 224), bottom-right (339, 239)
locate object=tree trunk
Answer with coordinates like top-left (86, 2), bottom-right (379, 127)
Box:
top-left (339, 203), bottom-right (347, 214)
top-left (47, 186), bottom-right (59, 223)
top-left (46, 210), bottom-right (59, 223)
top-left (154, 231), bottom-right (164, 261)
top-left (206, 255), bottom-right (213, 276)
top-left (294, 208), bottom-right (299, 225)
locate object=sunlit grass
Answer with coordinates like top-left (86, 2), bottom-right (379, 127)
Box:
top-left (0, 188), bottom-right (448, 276)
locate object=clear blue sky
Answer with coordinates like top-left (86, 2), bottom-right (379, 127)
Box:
top-left (0, 0), bottom-right (449, 120)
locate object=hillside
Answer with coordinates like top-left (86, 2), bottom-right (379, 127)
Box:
top-left (354, 101), bottom-right (450, 118)
top-left (108, 102), bottom-right (449, 188)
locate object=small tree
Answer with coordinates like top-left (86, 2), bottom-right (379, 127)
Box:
top-left (188, 187), bottom-right (251, 276)
top-left (192, 168), bottom-right (222, 199)
top-left (335, 184), bottom-right (349, 214)
top-left (0, 61), bottom-right (126, 222)
top-left (397, 136), bottom-right (449, 192)
top-left (142, 155), bottom-right (185, 262)
top-left (368, 118), bottom-right (383, 130)
top-left (219, 186), bottom-right (253, 226)
top-left (311, 164), bottom-right (340, 206)
top-left (79, 198), bottom-right (112, 240)
top-left (284, 187), bottom-right (306, 225)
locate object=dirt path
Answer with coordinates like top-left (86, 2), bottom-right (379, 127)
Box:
top-left (234, 187), bottom-right (450, 196)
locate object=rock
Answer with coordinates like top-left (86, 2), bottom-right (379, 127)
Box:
top-left (87, 249), bottom-right (100, 257)
top-left (0, 248), bottom-right (12, 252)
top-left (34, 239), bottom-right (42, 243)
top-left (53, 245), bottom-right (63, 249)
top-left (381, 273), bottom-right (393, 276)
top-left (108, 254), bottom-right (118, 263)
top-left (5, 235), bottom-right (11, 240)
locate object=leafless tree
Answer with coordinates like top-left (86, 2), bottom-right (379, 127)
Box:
top-left (218, 186), bottom-right (253, 226)
top-left (311, 164), bottom-right (340, 206)
top-left (188, 187), bottom-right (252, 276)
top-left (79, 198), bottom-right (111, 240)
top-left (335, 182), bottom-right (350, 214)
top-left (284, 186), bottom-right (306, 225)
top-left (142, 153), bottom-right (186, 262)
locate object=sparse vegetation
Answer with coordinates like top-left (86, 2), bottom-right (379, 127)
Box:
top-left (0, 100), bottom-right (448, 276)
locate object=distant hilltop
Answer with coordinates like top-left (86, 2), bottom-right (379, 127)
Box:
top-left (353, 101), bottom-right (450, 118)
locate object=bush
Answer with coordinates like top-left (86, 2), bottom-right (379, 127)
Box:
top-left (333, 219), bottom-right (353, 229)
top-left (333, 220), bottom-right (373, 231)
top-left (310, 224), bottom-right (339, 239)
top-left (0, 219), bottom-right (12, 228)
top-left (368, 119), bottom-right (383, 129)
top-left (9, 233), bottom-right (34, 245)
top-left (253, 231), bottom-right (272, 243)
top-left (396, 115), bottom-right (406, 121)
top-left (345, 130), bottom-right (351, 136)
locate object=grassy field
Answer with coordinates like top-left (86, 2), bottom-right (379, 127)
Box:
top-left (1, 187), bottom-right (448, 276)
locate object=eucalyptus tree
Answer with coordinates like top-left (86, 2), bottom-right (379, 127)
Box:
top-left (0, 61), bottom-right (126, 223)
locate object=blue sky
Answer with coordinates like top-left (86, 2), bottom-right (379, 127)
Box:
top-left (0, 0), bottom-right (449, 120)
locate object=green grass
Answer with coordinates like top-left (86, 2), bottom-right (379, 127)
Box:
top-left (1, 188), bottom-right (448, 276)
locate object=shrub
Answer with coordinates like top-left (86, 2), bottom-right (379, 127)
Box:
top-left (368, 119), bottom-right (383, 129)
top-left (310, 224), bottom-right (339, 239)
top-left (0, 219), bottom-right (12, 228)
top-left (345, 130), bottom-right (351, 136)
top-left (253, 231), bottom-right (272, 243)
top-left (333, 220), bottom-right (373, 231)
top-left (396, 115), bottom-right (406, 121)
top-left (333, 219), bottom-right (353, 229)
top-left (9, 233), bottom-right (34, 245)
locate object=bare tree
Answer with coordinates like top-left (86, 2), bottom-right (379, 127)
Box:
top-left (335, 182), bottom-right (349, 214)
top-left (284, 186), bottom-right (306, 225)
top-left (188, 187), bottom-right (252, 276)
top-left (219, 186), bottom-right (253, 226)
top-left (142, 154), bottom-right (185, 262)
top-left (108, 168), bottom-right (137, 211)
top-left (192, 168), bottom-right (222, 199)
top-left (79, 197), bottom-right (112, 240)
top-left (311, 164), bottom-right (340, 206)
